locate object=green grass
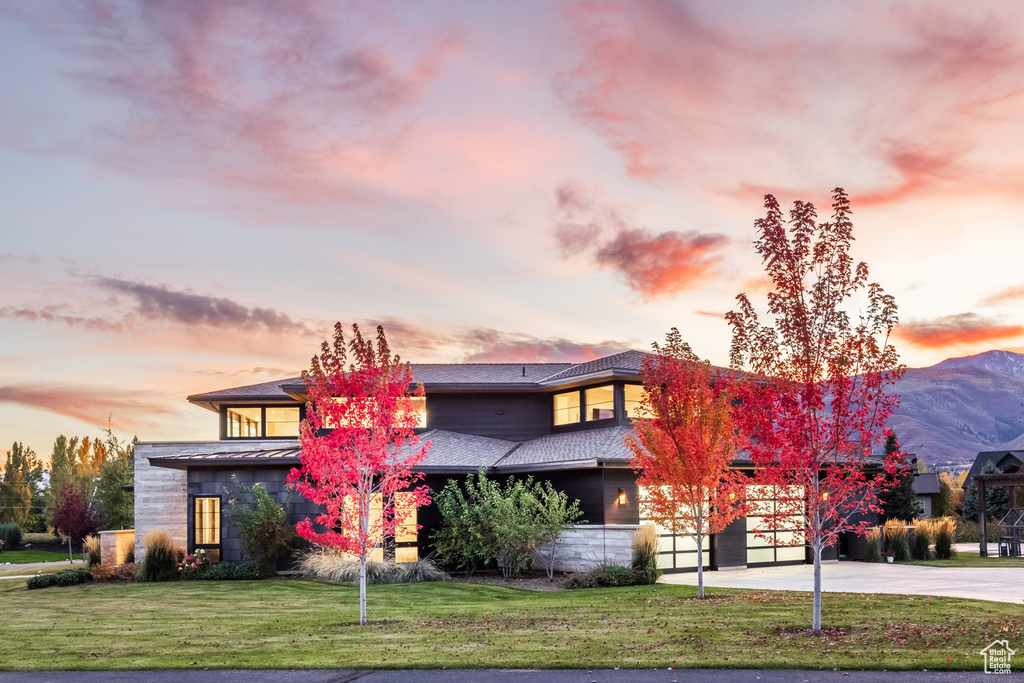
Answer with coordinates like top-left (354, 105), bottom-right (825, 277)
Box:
top-left (0, 550), bottom-right (82, 564)
top-left (0, 578), bottom-right (1020, 671)
top-left (902, 555), bottom-right (1024, 568)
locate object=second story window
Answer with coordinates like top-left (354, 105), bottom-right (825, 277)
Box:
top-left (624, 384), bottom-right (646, 418)
top-left (553, 390), bottom-right (581, 425)
top-left (227, 407), bottom-right (261, 437)
top-left (585, 385), bottom-right (615, 421)
top-left (266, 406), bottom-right (301, 437)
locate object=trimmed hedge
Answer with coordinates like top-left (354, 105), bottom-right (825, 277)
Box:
top-left (198, 562), bottom-right (270, 581)
top-left (27, 567), bottom-right (93, 590)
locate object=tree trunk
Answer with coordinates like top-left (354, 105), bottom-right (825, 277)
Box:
top-left (547, 539), bottom-right (556, 581)
top-left (696, 509), bottom-right (704, 599)
top-left (67, 536), bottom-right (73, 563)
top-left (812, 541), bottom-right (822, 633)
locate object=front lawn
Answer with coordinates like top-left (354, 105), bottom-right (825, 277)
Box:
top-left (0, 550), bottom-right (81, 564)
top-left (0, 578), bottom-right (1020, 671)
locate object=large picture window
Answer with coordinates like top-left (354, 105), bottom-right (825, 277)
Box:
top-left (227, 407), bottom-right (262, 438)
top-left (266, 406), bottom-right (300, 437)
top-left (585, 385), bottom-right (615, 421)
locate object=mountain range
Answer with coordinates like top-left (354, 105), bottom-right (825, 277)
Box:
top-left (887, 350), bottom-right (1024, 469)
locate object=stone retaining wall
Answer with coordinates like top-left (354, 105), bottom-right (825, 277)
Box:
top-left (535, 524), bottom-right (639, 572)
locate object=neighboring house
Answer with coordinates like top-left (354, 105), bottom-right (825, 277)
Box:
top-left (912, 472), bottom-right (939, 518)
top-left (135, 350), bottom-right (850, 573)
top-left (963, 451), bottom-right (1023, 491)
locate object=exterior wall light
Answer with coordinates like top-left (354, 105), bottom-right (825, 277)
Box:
top-left (617, 488), bottom-right (627, 505)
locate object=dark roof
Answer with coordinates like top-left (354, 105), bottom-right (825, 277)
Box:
top-left (188, 377), bottom-right (302, 402)
top-left (538, 350), bottom-right (649, 384)
top-left (913, 472), bottom-right (940, 495)
top-left (189, 352), bottom-right (648, 406)
top-left (149, 427), bottom-right (637, 473)
top-left (964, 451), bottom-right (1024, 489)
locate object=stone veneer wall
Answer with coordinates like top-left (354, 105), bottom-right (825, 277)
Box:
top-left (134, 439), bottom-right (297, 560)
top-left (536, 524), bottom-right (639, 572)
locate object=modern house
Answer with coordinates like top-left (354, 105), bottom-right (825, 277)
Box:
top-left (135, 350), bottom-right (845, 573)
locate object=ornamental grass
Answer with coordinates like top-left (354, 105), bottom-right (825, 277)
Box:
top-left (911, 519), bottom-right (932, 560)
top-left (863, 527), bottom-right (882, 562)
top-left (631, 523), bottom-right (660, 585)
top-left (138, 529), bottom-right (178, 582)
top-left (932, 516), bottom-right (957, 559)
top-left (882, 519), bottom-right (910, 562)
top-left (83, 534), bottom-right (101, 567)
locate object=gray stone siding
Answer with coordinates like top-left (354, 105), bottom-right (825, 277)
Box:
top-left (134, 440), bottom-right (297, 560)
top-left (536, 524), bottom-right (638, 572)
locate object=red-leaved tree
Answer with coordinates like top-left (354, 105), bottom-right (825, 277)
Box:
top-left (626, 328), bottom-right (746, 599)
top-left (287, 323), bottom-right (431, 625)
top-left (727, 189), bottom-right (905, 632)
top-left (52, 483), bottom-right (101, 562)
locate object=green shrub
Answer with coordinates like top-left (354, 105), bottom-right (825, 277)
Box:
top-left (197, 562), bottom-right (268, 581)
top-left (27, 567), bottom-right (92, 590)
top-left (124, 550), bottom-right (135, 564)
top-left (0, 523), bottom-right (23, 550)
top-left (22, 532), bottom-right (59, 545)
top-left (138, 529), bottom-right (178, 582)
top-left (565, 572), bottom-right (597, 589)
top-left (954, 518), bottom-right (1000, 544)
top-left (224, 477), bottom-right (293, 575)
top-left (631, 524), bottom-right (661, 585)
top-left (566, 564), bottom-right (641, 589)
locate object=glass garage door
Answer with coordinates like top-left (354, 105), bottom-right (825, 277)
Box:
top-left (745, 485), bottom-right (806, 567)
top-left (638, 487), bottom-right (709, 572)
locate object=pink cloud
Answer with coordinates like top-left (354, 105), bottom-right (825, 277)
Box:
top-left (981, 285), bottom-right (1024, 306)
top-left (7, 1), bottom-right (460, 212)
top-left (895, 313), bottom-right (1024, 349)
top-left (557, 1), bottom-right (1024, 204)
top-left (553, 182), bottom-right (729, 299)
top-left (0, 384), bottom-right (178, 430)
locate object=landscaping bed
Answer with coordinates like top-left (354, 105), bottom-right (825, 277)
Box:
top-left (0, 577), bottom-right (1020, 671)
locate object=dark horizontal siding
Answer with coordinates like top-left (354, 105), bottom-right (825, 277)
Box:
top-left (427, 392), bottom-right (553, 441)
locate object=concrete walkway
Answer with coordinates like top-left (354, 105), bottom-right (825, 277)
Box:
top-left (659, 561), bottom-right (1024, 604)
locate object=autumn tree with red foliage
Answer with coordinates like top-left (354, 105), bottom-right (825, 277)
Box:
top-left (727, 189), bottom-right (905, 633)
top-left (287, 323), bottom-right (431, 625)
top-left (626, 328), bottom-right (745, 599)
top-left (52, 482), bottom-right (101, 562)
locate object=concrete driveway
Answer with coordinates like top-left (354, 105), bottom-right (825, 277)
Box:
top-left (659, 561), bottom-right (1024, 604)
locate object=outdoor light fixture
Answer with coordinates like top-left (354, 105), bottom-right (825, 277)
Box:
top-left (821, 491), bottom-right (830, 501)
top-left (617, 488), bottom-right (627, 505)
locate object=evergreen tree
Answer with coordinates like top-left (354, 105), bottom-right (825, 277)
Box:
top-left (962, 460), bottom-right (1009, 523)
top-left (932, 476), bottom-right (957, 518)
top-left (95, 429), bottom-right (135, 530)
top-left (877, 433), bottom-right (921, 522)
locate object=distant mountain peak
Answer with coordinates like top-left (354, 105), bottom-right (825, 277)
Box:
top-left (929, 349), bottom-right (1024, 379)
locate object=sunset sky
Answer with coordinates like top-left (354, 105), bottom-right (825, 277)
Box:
top-left (4, 0), bottom-right (1024, 460)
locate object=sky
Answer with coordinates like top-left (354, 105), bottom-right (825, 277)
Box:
top-left (5, 0), bottom-right (1024, 460)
